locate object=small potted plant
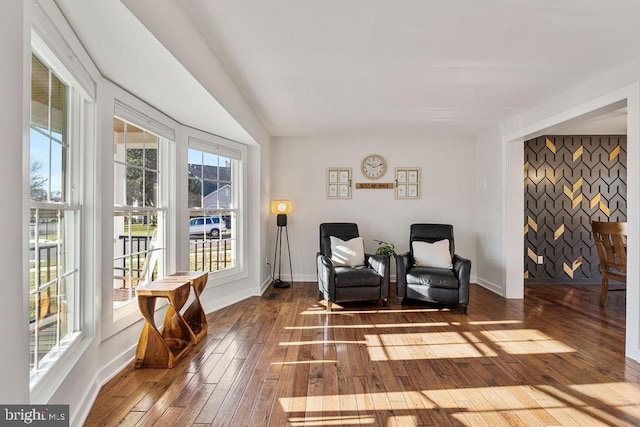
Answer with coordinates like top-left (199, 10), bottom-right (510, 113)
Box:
top-left (374, 239), bottom-right (397, 258)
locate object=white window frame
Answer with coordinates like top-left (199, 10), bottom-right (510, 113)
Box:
top-left (100, 83), bottom-right (178, 339)
top-left (179, 127), bottom-right (247, 286)
top-left (28, 51), bottom-right (82, 386)
top-left (112, 116), bottom-right (168, 312)
top-left (28, 1), bottom-right (98, 402)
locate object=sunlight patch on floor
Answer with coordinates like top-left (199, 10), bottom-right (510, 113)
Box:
top-left (284, 322), bottom-right (451, 330)
top-left (287, 415), bottom-right (375, 425)
top-left (279, 340), bottom-right (365, 346)
top-left (271, 360), bottom-right (339, 366)
top-left (280, 383), bottom-right (640, 426)
top-left (568, 382), bottom-right (640, 406)
top-left (302, 307), bottom-right (445, 315)
top-left (480, 329), bottom-right (576, 354)
top-left (468, 320), bottom-right (523, 325)
top-left (365, 332), bottom-right (498, 361)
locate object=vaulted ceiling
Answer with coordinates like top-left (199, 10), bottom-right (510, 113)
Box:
top-left (57, 0), bottom-right (640, 139)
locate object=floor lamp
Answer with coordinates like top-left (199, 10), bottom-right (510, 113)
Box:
top-left (271, 200), bottom-right (293, 288)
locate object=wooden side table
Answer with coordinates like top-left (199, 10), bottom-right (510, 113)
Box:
top-left (135, 280), bottom-right (196, 368)
top-left (166, 271), bottom-right (209, 343)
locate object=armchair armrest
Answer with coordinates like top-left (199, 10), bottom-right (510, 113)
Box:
top-left (366, 253), bottom-right (390, 300)
top-left (366, 253), bottom-right (389, 277)
top-left (317, 252), bottom-right (335, 281)
top-left (453, 254), bottom-right (471, 305)
top-left (317, 252), bottom-right (336, 300)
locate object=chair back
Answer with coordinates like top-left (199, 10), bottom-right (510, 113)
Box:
top-left (409, 224), bottom-right (455, 258)
top-left (592, 221), bottom-right (627, 280)
top-left (319, 223), bottom-right (360, 257)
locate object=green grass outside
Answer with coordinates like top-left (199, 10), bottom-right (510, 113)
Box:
top-left (124, 223), bottom-right (157, 237)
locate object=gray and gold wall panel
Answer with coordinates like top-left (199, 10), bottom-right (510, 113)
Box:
top-left (524, 135), bottom-right (626, 282)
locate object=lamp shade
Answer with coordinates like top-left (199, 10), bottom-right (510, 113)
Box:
top-left (271, 200), bottom-right (293, 215)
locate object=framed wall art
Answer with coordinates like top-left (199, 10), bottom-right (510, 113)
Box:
top-left (395, 167), bottom-right (421, 199)
top-left (327, 167), bottom-right (352, 199)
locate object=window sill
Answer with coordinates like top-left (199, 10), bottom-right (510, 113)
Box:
top-left (29, 331), bottom-right (91, 403)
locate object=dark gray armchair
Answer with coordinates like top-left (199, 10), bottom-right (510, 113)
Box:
top-left (396, 224), bottom-right (471, 314)
top-left (317, 223), bottom-right (390, 311)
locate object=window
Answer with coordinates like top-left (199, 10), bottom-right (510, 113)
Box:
top-left (187, 143), bottom-right (239, 273)
top-left (29, 54), bottom-right (80, 383)
top-left (113, 118), bottom-right (165, 307)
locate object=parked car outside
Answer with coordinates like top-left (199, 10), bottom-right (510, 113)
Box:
top-left (189, 216), bottom-right (227, 238)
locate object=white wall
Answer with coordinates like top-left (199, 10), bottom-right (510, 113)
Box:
top-left (271, 134), bottom-right (477, 283)
top-left (474, 127), bottom-right (507, 296)
top-left (0, 0), bottom-right (30, 404)
top-left (260, 139), bottom-right (273, 290)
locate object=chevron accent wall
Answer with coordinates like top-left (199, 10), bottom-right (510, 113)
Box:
top-left (524, 135), bottom-right (627, 282)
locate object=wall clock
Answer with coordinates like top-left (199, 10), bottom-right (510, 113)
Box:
top-left (361, 154), bottom-right (387, 180)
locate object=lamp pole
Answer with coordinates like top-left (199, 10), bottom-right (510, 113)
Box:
top-left (272, 213), bottom-right (292, 288)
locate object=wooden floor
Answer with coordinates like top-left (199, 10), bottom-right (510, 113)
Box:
top-left (85, 282), bottom-right (640, 426)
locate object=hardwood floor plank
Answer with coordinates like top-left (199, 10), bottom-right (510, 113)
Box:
top-left (204, 339), bottom-right (249, 384)
top-left (260, 294), bottom-right (307, 425)
top-left (83, 396), bottom-right (126, 427)
top-left (169, 383), bottom-right (216, 427)
top-left (91, 381), bottom-right (155, 426)
top-left (194, 358), bottom-right (245, 424)
top-left (352, 375), bottom-right (376, 423)
top-left (321, 342), bottom-right (340, 423)
top-left (333, 318), bottom-right (360, 421)
top-left (212, 342), bottom-right (266, 426)
top-left (304, 323), bottom-right (325, 424)
top-left (264, 365), bottom-right (294, 426)
top-left (133, 373), bottom-right (195, 426)
top-left (111, 411), bottom-right (145, 427)
top-left (248, 378), bottom-right (278, 427)
top-left (152, 407), bottom-right (183, 427)
top-left (85, 282), bottom-right (640, 427)
top-left (397, 375), bottom-right (439, 427)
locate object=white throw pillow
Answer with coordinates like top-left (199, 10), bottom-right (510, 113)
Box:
top-left (330, 236), bottom-right (365, 267)
top-left (413, 239), bottom-right (453, 269)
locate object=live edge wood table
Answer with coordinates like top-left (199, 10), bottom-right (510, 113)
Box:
top-left (164, 271), bottom-right (209, 343)
top-left (135, 279), bottom-right (196, 369)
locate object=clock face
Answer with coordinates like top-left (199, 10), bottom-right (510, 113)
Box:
top-left (361, 154), bottom-right (386, 180)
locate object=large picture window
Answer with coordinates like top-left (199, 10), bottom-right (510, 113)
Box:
top-left (29, 54), bottom-right (79, 383)
top-left (187, 143), bottom-right (239, 273)
top-left (113, 118), bottom-right (165, 307)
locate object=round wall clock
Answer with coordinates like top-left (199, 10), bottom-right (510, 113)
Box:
top-left (361, 154), bottom-right (387, 180)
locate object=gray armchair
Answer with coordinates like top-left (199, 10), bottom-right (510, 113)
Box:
top-left (396, 224), bottom-right (471, 314)
top-left (317, 223), bottom-right (390, 311)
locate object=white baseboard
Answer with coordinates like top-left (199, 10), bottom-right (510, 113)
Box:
top-left (475, 277), bottom-right (505, 296)
top-left (72, 344), bottom-right (136, 426)
top-left (259, 277), bottom-right (272, 294)
top-left (201, 286), bottom-right (261, 315)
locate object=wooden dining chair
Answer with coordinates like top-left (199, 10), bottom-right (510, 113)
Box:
top-left (591, 221), bottom-right (627, 306)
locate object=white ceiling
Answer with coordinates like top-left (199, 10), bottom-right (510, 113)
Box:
top-left (58, 0), bottom-right (640, 139)
top-left (552, 107), bottom-right (627, 135)
top-left (173, 0), bottom-right (640, 137)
